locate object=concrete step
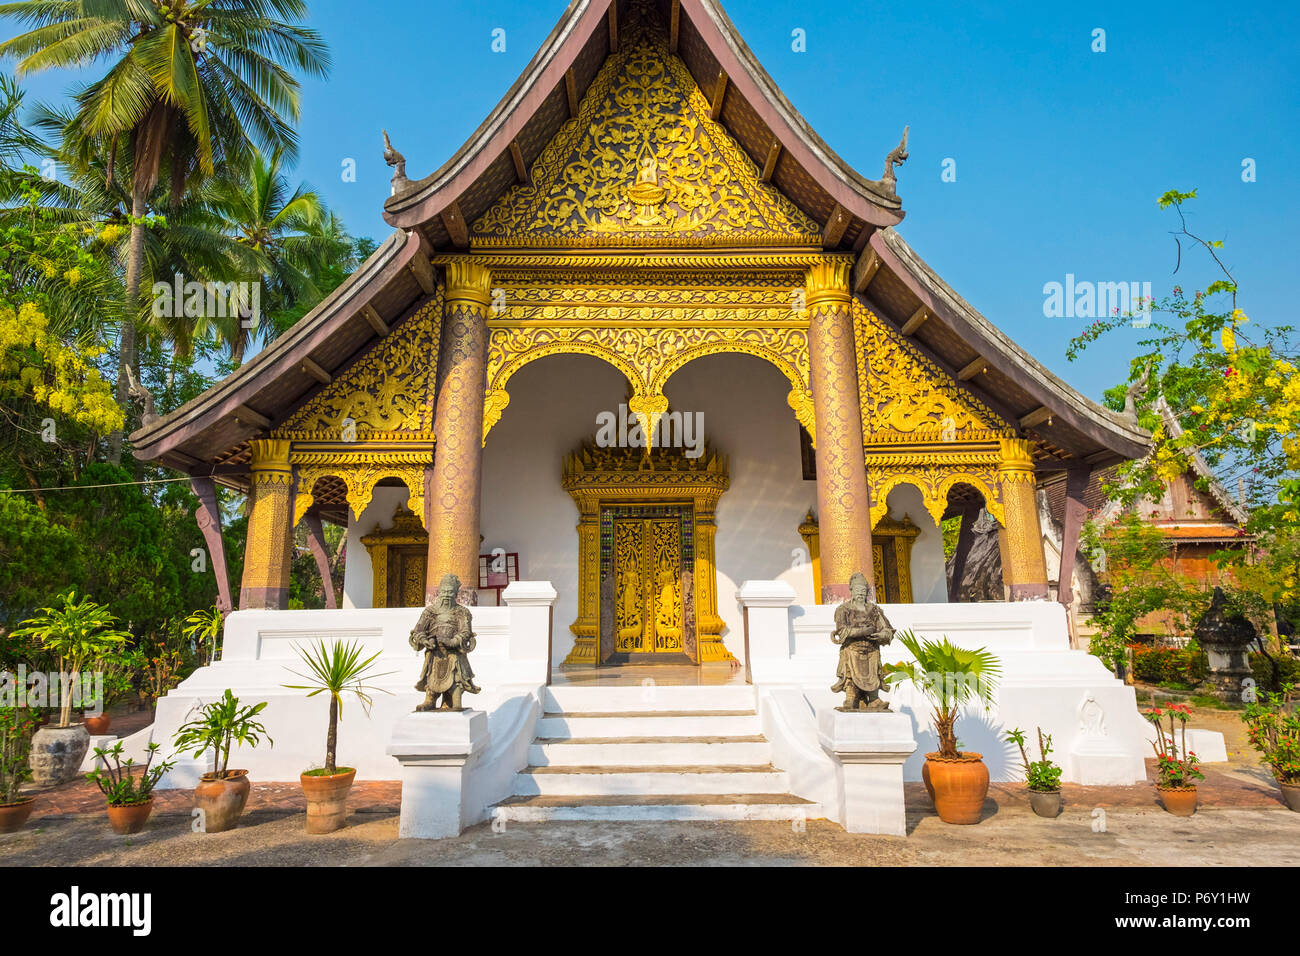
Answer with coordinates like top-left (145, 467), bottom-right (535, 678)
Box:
top-left (536, 711), bottom-right (761, 739)
top-left (511, 764), bottom-right (790, 797)
top-left (544, 684), bottom-right (756, 714)
top-left (529, 736), bottom-right (771, 767)
top-left (493, 793), bottom-right (821, 823)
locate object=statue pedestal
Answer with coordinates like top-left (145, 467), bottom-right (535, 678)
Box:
top-left (817, 709), bottom-right (916, 835)
top-left (387, 710), bottom-right (490, 839)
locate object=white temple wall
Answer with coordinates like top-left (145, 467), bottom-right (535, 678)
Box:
top-left (883, 484), bottom-right (948, 604)
top-left (342, 485), bottom-right (412, 609)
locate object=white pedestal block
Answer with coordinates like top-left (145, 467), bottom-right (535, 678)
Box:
top-left (818, 709), bottom-right (916, 836)
top-left (387, 710), bottom-right (490, 839)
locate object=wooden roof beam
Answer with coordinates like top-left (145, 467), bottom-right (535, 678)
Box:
top-left (668, 0), bottom-right (680, 52)
top-left (509, 140), bottom-right (531, 186)
top-left (232, 403), bottom-right (271, 431)
top-left (957, 356), bottom-right (987, 381)
top-left (608, 1), bottom-right (618, 53)
top-left (759, 138), bottom-right (781, 183)
top-left (709, 71), bottom-right (728, 120)
top-left (439, 200), bottom-right (469, 250)
top-left (852, 247), bottom-right (880, 294)
top-left (1019, 406), bottom-right (1053, 429)
top-left (900, 305), bottom-right (929, 335)
top-left (564, 68), bottom-right (579, 118)
top-left (822, 203), bottom-right (849, 250)
top-left (362, 304), bottom-right (390, 337)
top-left (300, 358), bottom-right (332, 385)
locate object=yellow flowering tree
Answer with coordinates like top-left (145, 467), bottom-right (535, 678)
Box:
top-left (1070, 190), bottom-right (1300, 617)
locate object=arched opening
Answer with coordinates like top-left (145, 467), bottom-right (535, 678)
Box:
top-left (341, 474), bottom-right (422, 608)
top-left (878, 484), bottom-right (948, 603)
top-left (941, 481), bottom-right (1003, 602)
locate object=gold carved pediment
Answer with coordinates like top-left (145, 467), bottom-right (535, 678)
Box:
top-left (277, 293), bottom-right (442, 439)
top-left (472, 2), bottom-right (820, 247)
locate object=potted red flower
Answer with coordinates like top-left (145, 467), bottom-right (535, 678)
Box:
top-left (1242, 682), bottom-right (1300, 811)
top-left (85, 741), bottom-right (175, 834)
top-left (1144, 704), bottom-right (1205, 816)
top-left (0, 707), bottom-right (41, 833)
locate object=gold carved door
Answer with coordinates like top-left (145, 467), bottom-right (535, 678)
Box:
top-left (613, 516), bottom-right (684, 654)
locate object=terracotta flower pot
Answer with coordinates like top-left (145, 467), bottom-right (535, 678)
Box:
top-left (106, 799), bottom-right (154, 835)
top-left (924, 752), bottom-right (989, 825)
top-left (83, 714), bottom-right (112, 736)
top-left (29, 724), bottom-right (90, 787)
top-left (1028, 788), bottom-right (1062, 819)
top-left (1278, 782), bottom-right (1300, 812)
top-left (0, 797), bottom-right (36, 834)
top-left (194, 770), bottom-right (251, 833)
top-left (301, 769), bottom-right (356, 834)
top-left (1156, 785), bottom-right (1198, 816)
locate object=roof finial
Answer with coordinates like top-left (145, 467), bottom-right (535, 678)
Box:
top-left (875, 125), bottom-right (909, 198)
top-left (383, 129), bottom-right (409, 195)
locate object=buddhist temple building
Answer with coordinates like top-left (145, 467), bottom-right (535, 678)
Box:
top-left (132, 0), bottom-right (1149, 671)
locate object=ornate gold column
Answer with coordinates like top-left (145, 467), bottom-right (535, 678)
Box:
top-left (426, 261), bottom-right (492, 602)
top-left (997, 438), bottom-right (1049, 600)
top-left (567, 499), bottom-right (601, 665)
top-left (693, 505), bottom-right (732, 662)
top-left (240, 438), bottom-right (294, 609)
top-left (806, 261), bottom-right (873, 602)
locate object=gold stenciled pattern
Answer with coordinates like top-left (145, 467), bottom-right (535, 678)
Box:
top-left (472, 6), bottom-right (820, 244)
top-left (279, 293), bottom-right (442, 437)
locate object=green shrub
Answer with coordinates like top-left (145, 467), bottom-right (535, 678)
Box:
top-left (1131, 641), bottom-right (1209, 685)
top-left (1251, 652), bottom-right (1300, 690)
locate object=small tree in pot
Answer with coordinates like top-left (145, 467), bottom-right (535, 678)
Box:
top-left (884, 630), bottom-right (1000, 824)
top-left (11, 594), bottom-right (129, 785)
top-left (1005, 726), bottom-right (1063, 818)
top-left (173, 689), bottom-right (272, 832)
top-left (0, 707), bottom-right (40, 833)
top-left (284, 639), bottom-right (390, 834)
top-left (1144, 704), bottom-right (1205, 816)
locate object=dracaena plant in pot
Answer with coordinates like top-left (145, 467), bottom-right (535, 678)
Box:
top-left (1241, 682), bottom-right (1300, 812)
top-left (883, 630), bottom-right (1001, 825)
top-left (0, 707), bottom-right (41, 833)
top-left (284, 639), bottom-right (390, 834)
top-left (1005, 726), bottom-right (1063, 818)
top-left (1145, 704), bottom-right (1205, 816)
top-left (173, 689), bottom-right (272, 833)
top-left (11, 593), bottom-right (130, 786)
top-left (85, 741), bottom-right (175, 835)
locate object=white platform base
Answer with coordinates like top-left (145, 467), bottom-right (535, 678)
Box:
top-left (387, 710), bottom-right (490, 839)
top-left (818, 709), bottom-right (916, 835)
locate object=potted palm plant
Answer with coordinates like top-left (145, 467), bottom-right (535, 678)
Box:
top-left (0, 707), bottom-right (40, 833)
top-left (11, 593), bottom-right (130, 786)
top-left (173, 689), bottom-right (272, 832)
top-left (284, 640), bottom-right (390, 834)
top-left (85, 741), bottom-right (175, 834)
top-left (1241, 683), bottom-right (1299, 811)
top-left (1145, 704), bottom-right (1205, 815)
top-left (1005, 726), bottom-right (1063, 818)
top-left (884, 630), bottom-right (1001, 824)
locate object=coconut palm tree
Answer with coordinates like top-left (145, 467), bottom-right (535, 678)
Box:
top-left (0, 0), bottom-right (330, 460)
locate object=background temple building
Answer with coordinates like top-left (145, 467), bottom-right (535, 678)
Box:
top-left (131, 0), bottom-right (1149, 670)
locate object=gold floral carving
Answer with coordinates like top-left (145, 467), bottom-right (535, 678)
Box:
top-left (292, 454), bottom-right (428, 528)
top-left (471, 1), bottom-right (820, 246)
top-left (278, 294), bottom-right (442, 438)
top-left (868, 460), bottom-right (1004, 530)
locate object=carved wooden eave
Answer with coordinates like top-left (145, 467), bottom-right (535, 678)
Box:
top-left (858, 228), bottom-right (1152, 472)
top-left (129, 228), bottom-right (430, 485)
top-left (382, 0), bottom-right (905, 249)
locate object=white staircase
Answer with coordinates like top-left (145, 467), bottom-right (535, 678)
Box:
top-left (492, 683), bottom-right (821, 822)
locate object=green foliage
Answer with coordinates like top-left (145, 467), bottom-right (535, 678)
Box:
top-left (0, 706), bottom-right (39, 803)
top-left (85, 741), bottom-right (173, 807)
top-left (0, 492), bottom-right (80, 628)
top-left (940, 516), bottom-right (961, 559)
top-left (1131, 642), bottom-right (1209, 686)
top-left (1005, 726), bottom-right (1063, 792)
top-left (172, 689), bottom-right (271, 779)
top-left (10, 591), bottom-right (129, 726)
top-left (182, 607), bottom-right (223, 667)
top-left (284, 639), bottom-right (390, 775)
top-left (883, 630), bottom-right (1000, 758)
top-left (1251, 651), bottom-right (1300, 691)
top-left (1242, 684), bottom-right (1300, 785)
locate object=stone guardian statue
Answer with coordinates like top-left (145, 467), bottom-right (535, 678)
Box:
top-left (410, 574), bottom-right (481, 711)
top-left (830, 572), bottom-right (895, 712)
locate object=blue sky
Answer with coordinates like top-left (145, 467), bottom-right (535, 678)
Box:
top-left (5, 0), bottom-right (1298, 402)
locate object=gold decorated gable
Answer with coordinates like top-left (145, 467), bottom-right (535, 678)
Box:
top-left (472, 2), bottom-right (820, 246)
top-left (278, 292), bottom-right (442, 439)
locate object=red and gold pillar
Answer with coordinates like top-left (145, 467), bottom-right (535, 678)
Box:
top-left (240, 438), bottom-right (294, 609)
top-left (806, 261), bottom-right (873, 602)
top-left (426, 261), bottom-right (492, 602)
top-left (997, 438), bottom-right (1050, 600)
